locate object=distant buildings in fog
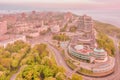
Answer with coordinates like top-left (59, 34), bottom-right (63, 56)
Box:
top-left (0, 35), bottom-right (26, 48)
top-left (0, 21), bottom-right (26, 47)
top-left (0, 21), bottom-right (7, 35)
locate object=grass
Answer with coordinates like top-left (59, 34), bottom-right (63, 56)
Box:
top-left (78, 68), bottom-right (93, 75)
top-left (94, 21), bottom-right (120, 39)
top-left (66, 59), bottom-right (77, 70)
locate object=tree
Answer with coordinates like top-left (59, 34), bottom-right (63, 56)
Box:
top-left (22, 65), bottom-right (40, 80)
top-left (55, 72), bottom-right (66, 80)
top-left (6, 40), bottom-right (30, 53)
top-left (34, 44), bottom-right (47, 54)
top-left (97, 33), bottom-right (115, 56)
top-left (72, 74), bottom-right (83, 80)
top-left (52, 65), bottom-right (65, 74)
top-left (53, 33), bottom-right (70, 41)
top-left (41, 57), bottom-right (52, 66)
top-left (44, 77), bottom-right (56, 80)
top-left (11, 59), bottom-right (19, 69)
top-left (26, 55), bottom-right (35, 65)
top-left (2, 51), bottom-right (10, 58)
top-left (0, 58), bottom-right (11, 69)
top-left (0, 74), bottom-right (6, 80)
top-left (43, 67), bottom-right (54, 78)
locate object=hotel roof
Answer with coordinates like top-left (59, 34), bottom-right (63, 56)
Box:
top-left (94, 48), bottom-right (105, 53)
top-left (73, 45), bottom-right (93, 55)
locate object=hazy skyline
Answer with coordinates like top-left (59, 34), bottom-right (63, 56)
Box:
top-left (0, 0), bottom-right (119, 10)
top-left (0, 0), bottom-right (119, 27)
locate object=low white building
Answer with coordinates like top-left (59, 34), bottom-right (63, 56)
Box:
top-left (93, 48), bottom-right (108, 63)
top-left (27, 32), bottom-right (39, 37)
top-left (0, 35), bottom-right (26, 48)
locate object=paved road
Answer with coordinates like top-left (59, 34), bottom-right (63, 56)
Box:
top-left (46, 38), bottom-right (120, 80)
top-left (47, 44), bottom-right (72, 72)
top-left (10, 65), bottom-right (27, 80)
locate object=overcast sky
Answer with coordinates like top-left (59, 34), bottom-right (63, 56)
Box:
top-left (0, 0), bottom-right (119, 10)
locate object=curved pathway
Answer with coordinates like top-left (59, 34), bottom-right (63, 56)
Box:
top-left (10, 65), bottom-right (27, 80)
top-left (10, 36), bottom-right (120, 80)
top-left (47, 39), bottom-right (120, 80)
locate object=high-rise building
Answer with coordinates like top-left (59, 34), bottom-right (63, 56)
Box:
top-left (75, 15), bottom-right (95, 47)
top-left (0, 21), bottom-right (7, 35)
top-left (77, 15), bottom-right (93, 32)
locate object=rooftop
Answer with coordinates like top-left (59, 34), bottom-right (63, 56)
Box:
top-left (94, 48), bottom-right (105, 53)
top-left (72, 44), bottom-right (93, 55)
